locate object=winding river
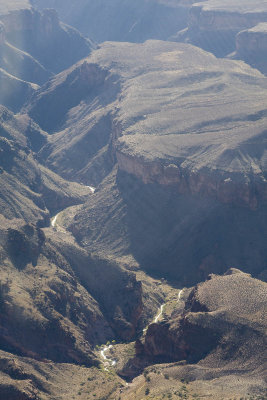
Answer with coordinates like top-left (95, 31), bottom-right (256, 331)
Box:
top-left (50, 186), bottom-right (95, 230)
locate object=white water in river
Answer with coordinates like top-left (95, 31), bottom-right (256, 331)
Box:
top-left (51, 214), bottom-right (58, 227)
top-left (100, 344), bottom-right (117, 370)
top-left (100, 289), bottom-right (184, 369)
top-left (154, 304), bottom-right (165, 323)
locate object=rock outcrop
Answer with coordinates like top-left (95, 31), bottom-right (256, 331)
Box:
top-left (0, 106), bottom-right (97, 223)
top-left (31, 41), bottom-right (267, 283)
top-left (0, 1), bottom-right (95, 111)
top-left (0, 6), bottom-right (94, 74)
top-left (233, 22), bottom-right (267, 75)
top-left (134, 270), bottom-right (267, 376)
top-left (27, 41), bottom-right (267, 209)
top-left (116, 149), bottom-right (267, 209)
top-left (26, 61), bottom-right (111, 132)
top-left (175, 0), bottom-right (267, 57)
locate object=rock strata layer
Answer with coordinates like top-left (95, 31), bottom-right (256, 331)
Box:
top-left (233, 22), bottom-right (267, 75)
top-left (175, 0), bottom-right (267, 57)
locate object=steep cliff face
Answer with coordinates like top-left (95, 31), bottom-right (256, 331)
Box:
top-left (0, 7), bottom-right (94, 74)
top-left (0, 68), bottom-right (38, 112)
top-left (109, 41), bottom-right (267, 211)
top-left (233, 23), bottom-right (267, 75)
top-left (32, 0), bottom-right (190, 43)
top-left (30, 41), bottom-right (267, 210)
top-left (26, 61), bottom-right (111, 132)
top-left (176, 0), bottom-right (267, 57)
top-left (0, 2), bottom-right (95, 113)
top-left (116, 150), bottom-right (267, 209)
top-left (34, 41), bottom-right (267, 283)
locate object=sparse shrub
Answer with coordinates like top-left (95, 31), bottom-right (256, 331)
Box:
top-left (164, 373), bottom-right (169, 380)
top-left (145, 388), bottom-right (150, 395)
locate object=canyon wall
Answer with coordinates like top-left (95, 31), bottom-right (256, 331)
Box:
top-left (142, 269), bottom-right (267, 366)
top-left (0, 5), bottom-right (94, 79)
top-left (176, 1), bottom-right (267, 56)
top-left (116, 149), bottom-right (267, 209)
top-left (32, 0), bottom-right (190, 43)
top-left (234, 23), bottom-right (267, 74)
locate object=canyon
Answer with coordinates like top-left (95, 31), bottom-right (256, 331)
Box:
top-left (0, 1), bottom-right (266, 399)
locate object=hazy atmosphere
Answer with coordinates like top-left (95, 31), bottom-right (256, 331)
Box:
top-left (0, 0), bottom-right (266, 399)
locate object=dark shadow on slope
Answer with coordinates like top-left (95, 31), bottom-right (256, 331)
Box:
top-left (116, 170), bottom-right (267, 285)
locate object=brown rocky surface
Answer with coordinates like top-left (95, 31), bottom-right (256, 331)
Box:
top-left (0, 105), bottom-right (97, 223)
top-left (144, 269), bottom-right (267, 363)
top-left (0, 4), bottom-right (267, 398)
top-left (117, 270), bottom-right (267, 399)
top-left (0, 349), bottom-right (123, 399)
top-left (0, 80), bottom-right (165, 395)
top-left (29, 41), bottom-right (267, 208)
top-left (0, 217), bottom-right (106, 367)
top-left (34, 41), bottom-right (267, 283)
top-left (0, 212), bottom-right (162, 368)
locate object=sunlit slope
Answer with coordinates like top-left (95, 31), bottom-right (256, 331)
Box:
top-left (27, 41), bottom-right (267, 283)
top-left (29, 41), bottom-right (267, 206)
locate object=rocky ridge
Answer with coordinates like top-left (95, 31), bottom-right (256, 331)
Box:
top-left (28, 41), bottom-right (267, 209)
top-left (26, 40), bottom-right (267, 283)
top-left (116, 271), bottom-right (267, 400)
top-left (143, 269), bottom-right (267, 364)
top-left (176, 0), bottom-right (267, 57)
top-left (0, 2), bottom-right (94, 111)
top-left (0, 1), bottom-right (267, 398)
top-left (232, 22), bottom-right (267, 75)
